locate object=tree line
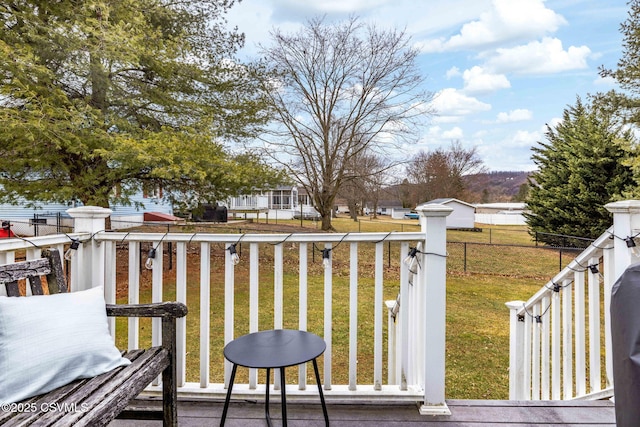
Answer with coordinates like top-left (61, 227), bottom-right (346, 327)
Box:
top-left (3, 1), bottom-right (640, 237)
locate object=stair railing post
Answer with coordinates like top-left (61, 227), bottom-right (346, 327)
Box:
top-left (415, 203), bottom-right (452, 416)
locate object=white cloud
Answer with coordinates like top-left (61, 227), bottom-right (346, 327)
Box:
top-left (419, 126), bottom-right (465, 147)
top-left (496, 109), bottom-right (533, 123)
top-left (417, 0), bottom-right (566, 53)
top-left (446, 66), bottom-right (461, 79)
top-left (487, 37), bottom-right (591, 74)
top-left (462, 66), bottom-right (511, 94)
top-left (442, 126), bottom-right (465, 139)
top-left (510, 129), bottom-right (541, 148)
top-left (545, 117), bottom-right (562, 130)
top-left (594, 75), bottom-right (617, 86)
top-left (431, 88), bottom-right (491, 121)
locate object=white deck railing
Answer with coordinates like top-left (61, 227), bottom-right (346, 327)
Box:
top-left (506, 200), bottom-right (640, 401)
top-left (0, 204), bottom-right (452, 415)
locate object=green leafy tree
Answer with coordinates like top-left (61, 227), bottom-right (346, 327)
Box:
top-left (0, 1), bottom-right (283, 211)
top-left (526, 97), bottom-right (635, 244)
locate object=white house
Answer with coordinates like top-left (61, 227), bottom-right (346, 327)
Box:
top-left (0, 191), bottom-right (175, 236)
top-left (225, 185), bottom-right (319, 220)
top-left (420, 198), bottom-right (476, 229)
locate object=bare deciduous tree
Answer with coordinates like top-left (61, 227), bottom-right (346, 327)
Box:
top-left (339, 153), bottom-right (389, 221)
top-left (406, 141), bottom-right (486, 204)
top-left (260, 16), bottom-right (434, 230)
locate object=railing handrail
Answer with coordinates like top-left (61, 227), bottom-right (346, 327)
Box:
top-left (94, 230), bottom-right (426, 244)
top-left (0, 232), bottom-right (90, 252)
top-left (516, 226), bottom-right (613, 315)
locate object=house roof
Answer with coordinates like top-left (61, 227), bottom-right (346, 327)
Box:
top-left (422, 198), bottom-right (476, 209)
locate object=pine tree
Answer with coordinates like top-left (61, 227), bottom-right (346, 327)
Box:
top-left (0, 1), bottom-right (282, 209)
top-left (597, 0), bottom-right (640, 197)
top-left (526, 97), bottom-right (635, 244)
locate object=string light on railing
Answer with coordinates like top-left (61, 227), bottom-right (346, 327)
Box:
top-left (588, 264), bottom-right (599, 274)
top-left (226, 234), bottom-right (245, 266)
top-left (321, 248), bottom-right (332, 269)
top-left (625, 236), bottom-right (640, 257)
top-left (144, 233), bottom-right (169, 270)
top-left (227, 243), bottom-right (240, 265)
top-left (64, 238), bottom-right (80, 260)
top-left (312, 235), bottom-right (350, 270)
top-left (403, 247), bottom-right (420, 274)
top-left (522, 300), bottom-right (552, 325)
top-left (144, 247), bottom-right (156, 270)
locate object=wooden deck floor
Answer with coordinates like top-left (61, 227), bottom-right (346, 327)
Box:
top-left (109, 399), bottom-right (616, 426)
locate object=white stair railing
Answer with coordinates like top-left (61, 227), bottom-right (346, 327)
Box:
top-left (506, 200), bottom-right (640, 400)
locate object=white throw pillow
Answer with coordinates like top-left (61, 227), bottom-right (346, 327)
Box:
top-left (0, 286), bottom-right (131, 404)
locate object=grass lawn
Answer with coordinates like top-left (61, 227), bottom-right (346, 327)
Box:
top-left (114, 217), bottom-right (550, 399)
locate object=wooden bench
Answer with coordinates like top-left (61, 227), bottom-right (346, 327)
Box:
top-left (0, 248), bottom-right (188, 427)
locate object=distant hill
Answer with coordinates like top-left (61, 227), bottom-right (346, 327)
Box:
top-left (463, 171), bottom-right (532, 203)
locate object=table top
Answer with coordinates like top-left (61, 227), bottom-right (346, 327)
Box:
top-left (223, 329), bottom-right (326, 369)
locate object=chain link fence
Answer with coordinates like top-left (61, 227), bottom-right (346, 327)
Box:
top-left (1, 215), bottom-right (588, 279)
top-left (1, 213), bottom-right (73, 238)
top-left (446, 241), bottom-right (583, 278)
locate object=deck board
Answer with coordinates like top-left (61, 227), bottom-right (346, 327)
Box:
top-left (109, 399), bottom-right (615, 426)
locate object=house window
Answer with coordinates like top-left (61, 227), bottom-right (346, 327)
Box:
top-left (143, 183), bottom-right (162, 199)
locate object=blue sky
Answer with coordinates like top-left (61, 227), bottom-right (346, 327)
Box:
top-left (226, 0), bottom-right (629, 172)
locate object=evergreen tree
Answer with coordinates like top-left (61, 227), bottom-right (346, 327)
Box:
top-left (526, 97), bottom-right (635, 244)
top-left (598, 0), bottom-right (640, 196)
top-left (0, 1), bottom-right (282, 210)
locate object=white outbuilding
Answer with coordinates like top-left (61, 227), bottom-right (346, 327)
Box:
top-left (419, 198), bottom-right (476, 229)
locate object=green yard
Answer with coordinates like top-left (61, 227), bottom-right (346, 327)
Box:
top-left (115, 217), bottom-right (553, 399)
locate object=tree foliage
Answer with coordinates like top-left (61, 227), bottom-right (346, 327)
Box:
top-left (597, 0), bottom-right (640, 197)
top-left (0, 0), bottom-right (283, 210)
top-left (405, 141), bottom-right (485, 206)
top-left (526, 97), bottom-right (635, 243)
top-left (259, 16), bottom-right (433, 230)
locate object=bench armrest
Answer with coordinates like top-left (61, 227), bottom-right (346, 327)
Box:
top-left (106, 301), bottom-right (188, 318)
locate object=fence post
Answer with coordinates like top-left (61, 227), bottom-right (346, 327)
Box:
top-left (415, 203), bottom-right (452, 415)
top-left (506, 300), bottom-right (526, 399)
top-left (67, 206), bottom-right (111, 291)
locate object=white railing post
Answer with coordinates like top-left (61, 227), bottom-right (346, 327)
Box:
top-left (604, 200), bottom-right (640, 394)
top-left (604, 200), bottom-right (640, 282)
top-left (67, 206), bottom-right (111, 291)
top-left (506, 301), bottom-right (526, 399)
top-left (386, 301), bottom-right (397, 385)
top-left (416, 203), bottom-right (452, 416)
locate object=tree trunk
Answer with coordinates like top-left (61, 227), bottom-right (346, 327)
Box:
top-left (321, 213), bottom-right (334, 231)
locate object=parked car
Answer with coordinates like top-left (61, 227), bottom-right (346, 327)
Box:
top-left (404, 212), bottom-right (420, 220)
top-left (293, 210), bottom-right (321, 220)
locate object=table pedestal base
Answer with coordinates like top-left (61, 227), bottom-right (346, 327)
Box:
top-left (220, 358), bottom-right (329, 427)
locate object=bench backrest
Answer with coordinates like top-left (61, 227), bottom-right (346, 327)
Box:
top-left (0, 249), bottom-right (68, 296)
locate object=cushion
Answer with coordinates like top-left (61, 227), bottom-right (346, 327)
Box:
top-left (0, 286), bottom-right (131, 404)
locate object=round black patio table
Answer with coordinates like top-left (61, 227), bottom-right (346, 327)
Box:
top-left (220, 329), bottom-right (329, 427)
